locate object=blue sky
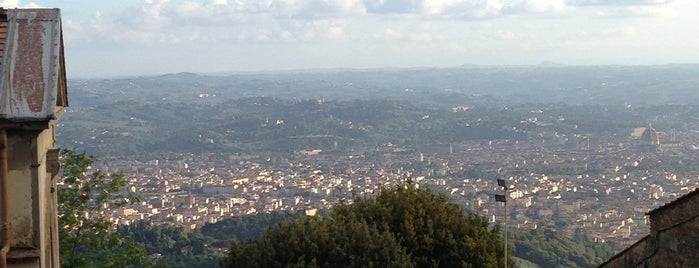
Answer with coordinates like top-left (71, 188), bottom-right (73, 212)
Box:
top-left (2, 0), bottom-right (698, 78)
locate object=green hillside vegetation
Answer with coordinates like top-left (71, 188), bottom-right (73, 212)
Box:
top-left (69, 66), bottom-right (699, 108)
top-left (224, 185), bottom-right (511, 267)
top-left (511, 228), bottom-right (613, 267)
top-left (199, 210), bottom-right (303, 245)
top-left (116, 211), bottom-right (303, 268)
top-left (112, 209), bottom-right (614, 268)
top-left (119, 222), bottom-right (218, 268)
top-left (59, 95), bottom-right (699, 158)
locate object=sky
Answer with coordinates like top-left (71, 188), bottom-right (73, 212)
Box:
top-left (1, 0), bottom-right (698, 78)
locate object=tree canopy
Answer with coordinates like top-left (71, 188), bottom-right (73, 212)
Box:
top-left (510, 228), bottom-right (613, 267)
top-left (58, 149), bottom-right (156, 267)
top-left (224, 185), bottom-right (511, 268)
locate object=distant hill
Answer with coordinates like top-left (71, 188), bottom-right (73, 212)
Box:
top-left (67, 65), bottom-right (699, 108)
top-left (58, 65), bottom-right (699, 157)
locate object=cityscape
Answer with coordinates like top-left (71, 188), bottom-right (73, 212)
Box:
top-left (76, 118), bottom-right (699, 253)
top-left (3, 0), bottom-right (699, 266)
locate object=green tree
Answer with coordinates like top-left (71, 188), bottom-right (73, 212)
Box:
top-left (57, 149), bottom-right (156, 267)
top-left (224, 216), bottom-right (412, 268)
top-left (225, 185), bottom-right (511, 267)
top-left (334, 185), bottom-right (509, 268)
top-left (119, 221), bottom-right (221, 268)
top-left (510, 228), bottom-right (613, 267)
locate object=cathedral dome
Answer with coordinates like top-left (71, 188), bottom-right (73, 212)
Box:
top-left (640, 125), bottom-right (660, 145)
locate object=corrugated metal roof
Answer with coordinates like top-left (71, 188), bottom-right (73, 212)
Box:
top-left (0, 8), bottom-right (68, 123)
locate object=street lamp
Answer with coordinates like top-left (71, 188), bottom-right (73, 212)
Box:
top-left (495, 179), bottom-right (508, 268)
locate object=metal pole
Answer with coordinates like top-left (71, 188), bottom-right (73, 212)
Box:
top-left (504, 191), bottom-right (507, 268)
top-left (495, 179), bottom-right (507, 268)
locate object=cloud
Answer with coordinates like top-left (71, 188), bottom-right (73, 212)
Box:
top-left (361, 0), bottom-right (507, 19)
top-left (434, 0), bottom-right (507, 19)
top-left (0, 0), bottom-right (41, 8)
top-left (117, 0), bottom-right (172, 30)
top-left (169, 1), bottom-right (261, 26)
top-left (568, 0), bottom-right (673, 6)
top-left (421, 0), bottom-right (459, 15)
top-left (522, 0), bottom-right (566, 13)
top-left (625, 4), bottom-right (675, 16)
top-left (363, 0), bottom-right (420, 14)
top-left (594, 5), bottom-right (676, 17)
top-left (56, 0), bottom-right (685, 52)
top-left (290, 0), bottom-right (367, 19)
top-left (567, 0), bottom-right (678, 18)
top-left (54, 0), bottom-right (564, 49)
top-left (374, 25), bottom-right (440, 42)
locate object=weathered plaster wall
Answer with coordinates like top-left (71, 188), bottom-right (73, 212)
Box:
top-left (598, 236), bottom-right (651, 268)
top-left (600, 191), bottom-right (699, 268)
top-left (7, 130), bottom-right (35, 248)
top-left (34, 123), bottom-right (58, 268)
top-left (5, 123), bottom-right (58, 267)
top-left (650, 211), bottom-right (699, 267)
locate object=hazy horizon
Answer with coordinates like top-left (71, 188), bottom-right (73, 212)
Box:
top-left (3, 0), bottom-right (698, 78)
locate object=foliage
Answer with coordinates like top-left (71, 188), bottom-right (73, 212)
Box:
top-left (334, 185), bottom-right (510, 268)
top-left (61, 67), bottom-right (699, 158)
top-left (119, 221), bottom-right (220, 268)
top-left (225, 216), bottom-right (413, 268)
top-left (62, 92), bottom-right (699, 159)
top-left (199, 210), bottom-right (302, 244)
top-left (224, 185), bottom-right (511, 268)
top-left (510, 228), bottom-right (614, 268)
top-left (57, 149), bottom-right (156, 268)
top-left (109, 211), bottom-right (303, 268)
top-left (60, 97), bottom-right (525, 157)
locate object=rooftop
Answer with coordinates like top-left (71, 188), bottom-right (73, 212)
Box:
top-left (0, 8), bottom-right (67, 123)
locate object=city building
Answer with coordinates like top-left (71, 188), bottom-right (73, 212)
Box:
top-left (637, 123), bottom-right (661, 151)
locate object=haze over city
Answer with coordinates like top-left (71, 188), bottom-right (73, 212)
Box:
top-left (2, 0), bottom-right (698, 77)
top-left (5, 2), bottom-right (699, 267)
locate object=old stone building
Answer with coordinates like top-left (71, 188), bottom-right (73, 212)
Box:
top-left (599, 188), bottom-right (699, 268)
top-left (0, 8), bottom-right (68, 268)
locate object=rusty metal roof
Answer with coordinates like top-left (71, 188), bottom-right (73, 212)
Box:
top-left (0, 8), bottom-right (68, 123)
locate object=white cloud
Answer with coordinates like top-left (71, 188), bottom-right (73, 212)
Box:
top-left (624, 5), bottom-right (676, 16)
top-left (523, 0), bottom-right (566, 13)
top-left (363, 0), bottom-right (419, 14)
top-left (291, 0), bottom-right (367, 19)
top-left (118, 0), bottom-right (172, 30)
top-left (567, 0), bottom-right (680, 18)
top-left (569, 0), bottom-right (673, 6)
top-left (474, 0), bottom-right (505, 18)
top-left (360, 0), bottom-right (507, 19)
top-left (0, 0), bottom-right (41, 8)
top-left (591, 3), bottom-right (677, 17)
top-left (422, 0), bottom-right (459, 15)
top-left (34, 0), bottom-right (699, 77)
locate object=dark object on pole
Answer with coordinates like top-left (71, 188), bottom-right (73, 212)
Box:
top-left (495, 178), bottom-right (509, 268)
top-left (497, 179), bottom-right (507, 188)
top-left (495, 194), bottom-right (507, 203)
